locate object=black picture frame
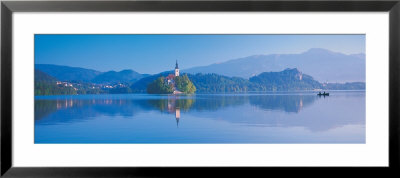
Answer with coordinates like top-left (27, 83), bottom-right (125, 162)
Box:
top-left (1, 0), bottom-right (399, 177)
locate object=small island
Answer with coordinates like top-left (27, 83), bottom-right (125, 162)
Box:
top-left (146, 61), bottom-right (196, 94)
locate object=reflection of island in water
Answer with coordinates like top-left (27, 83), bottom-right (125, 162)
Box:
top-left (146, 94), bottom-right (315, 127)
top-left (147, 95), bottom-right (195, 127)
top-left (35, 93), bottom-right (364, 132)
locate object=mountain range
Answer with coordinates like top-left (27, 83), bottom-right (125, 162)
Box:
top-left (34, 48), bottom-right (366, 95)
top-left (35, 64), bottom-right (148, 84)
top-left (35, 64), bottom-right (102, 81)
top-left (183, 48), bottom-right (365, 82)
top-left (91, 70), bottom-right (150, 84)
top-left (36, 48), bottom-right (365, 84)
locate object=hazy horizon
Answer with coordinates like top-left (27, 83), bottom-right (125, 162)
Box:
top-left (35, 34), bottom-right (365, 74)
top-left (35, 48), bottom-right (365, 75)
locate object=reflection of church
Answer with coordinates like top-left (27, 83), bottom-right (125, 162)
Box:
top-left (167, 96), bottom-right (181, 127)
top-left (175, 108), bottom-right (180, 127)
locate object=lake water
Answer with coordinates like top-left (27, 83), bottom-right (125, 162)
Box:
top-left (35, 91), bottom-right (365, 143)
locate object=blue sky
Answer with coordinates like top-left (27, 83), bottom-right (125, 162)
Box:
top-left (35, 34), bottom-right (365, 74)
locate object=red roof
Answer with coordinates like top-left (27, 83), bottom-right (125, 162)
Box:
top-left (166, 74), bottom-right (175, 80)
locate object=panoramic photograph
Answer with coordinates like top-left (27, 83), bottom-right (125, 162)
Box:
top-left (34, 34), bottom-right (366, 143)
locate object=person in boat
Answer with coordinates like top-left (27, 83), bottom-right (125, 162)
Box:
top-left (318, 91), bottom-right (329, 96)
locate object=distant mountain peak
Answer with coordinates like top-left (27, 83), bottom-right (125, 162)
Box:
top-left (120, 69), bottom-right (140, 74)
top-left (35, 64), bottom-right (146, 84)
top-left (303, 48), bottom-right (336, 54)
top-left (284, 68), bottom-right (300, 72)
top-left (183, 48), bottom-right (365, 82)
top-left (91, 69), bottom-right (144, 84)
top-left (35, 64), bottom-right (102, 81)
top-left (350, 53), bottom-right (366, 59)
top-left (120, 69), bottom-right (133, 72)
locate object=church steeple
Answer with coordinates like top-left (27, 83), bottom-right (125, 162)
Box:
top-left (175, 60), bottom-right (180, 76)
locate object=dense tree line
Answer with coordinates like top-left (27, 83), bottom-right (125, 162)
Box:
top-left (187, 69), bottom-right (323, 93)
top-left (143, 70), bottom-right (365, 94)
top-left (35, 70), bottom-right (133, 96)
top-left (175, 75), bottom-right (196, 94)
top-left (35, 70), bottom-right (77, 95)
top-left (146, 77), bottom-right (174, 94)
top-left (186, 73), bottom-right (256, 93)
top-left (146, 75), bottom-right (196, 94)
top-left (248, 68), bottom-right (322, 91)
top-left (35, 82), bottom-right (77, 95)
top-left (36, 68), bottom-right (366, 95)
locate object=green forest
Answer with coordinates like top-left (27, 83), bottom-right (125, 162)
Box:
top-left (35, 68), bottom-right (365, 96)
top-left (146, 76), bottom-right (173, 94)
top-left (35, 70), bottom-right (77, 95)
top-left (174, 75), bottom-right (196, 94)
top-left (147, 74), bottom-right (196, 94)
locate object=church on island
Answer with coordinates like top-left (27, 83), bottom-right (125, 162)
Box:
top-left (147, 60), bottom-right (195, 94)
top-left (166, 60), bottom-right (183, 94)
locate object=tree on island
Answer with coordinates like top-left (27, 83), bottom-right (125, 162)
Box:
top-left (146, 74), bottom-right (196, 94)
top-left (146, 76), bottom-right (174, 94)
top-left (175, 74), bottom-right (196, 94)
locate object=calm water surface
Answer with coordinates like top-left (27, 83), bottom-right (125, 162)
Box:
top-left (35, 91), bottom-right (365, 143)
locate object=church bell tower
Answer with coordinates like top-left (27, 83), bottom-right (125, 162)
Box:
top-left (175, 60), bottom-right (180, 77)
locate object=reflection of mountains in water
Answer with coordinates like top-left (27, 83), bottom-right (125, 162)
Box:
top-left (35, 94), bottom-right (315, 120)
top-left (35, 94), bottom-right (364, 132)
top-left (35, 99), bottom-right (150, 122)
